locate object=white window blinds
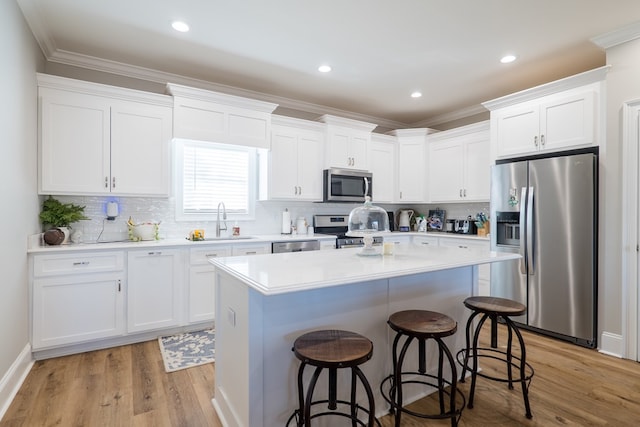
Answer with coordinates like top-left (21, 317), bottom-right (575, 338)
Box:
top-left (179, 140), bottom-right (254, 215)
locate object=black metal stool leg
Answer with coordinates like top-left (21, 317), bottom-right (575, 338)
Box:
top-left (350, 368), bottom-right (357, 427)
top-left (296, 361), bottom-right (307, 427)
top-left (353, 366), bottom-right (377, 427)
top-left (304, 366), bottom-right (323, 427)
top-left (460, 310), bottom-right (481, 382)
top-left (505, 317), bottom-right (533, 419)
top-left (467, 313), bottom-right (489, 409)
top-left (437, 336), bottom-right (459, 427)
top-left (394, 334), bottom-right (414, 427)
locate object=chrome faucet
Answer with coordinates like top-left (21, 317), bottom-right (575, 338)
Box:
top-left (216, 202), bottom-right (227, 237)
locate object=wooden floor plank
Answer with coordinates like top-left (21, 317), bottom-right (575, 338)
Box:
top-left (2, 326), bottom-right (640, 426)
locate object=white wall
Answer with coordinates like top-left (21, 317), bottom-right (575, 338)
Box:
top-left (601, 37), bottom-right (640, 350)
top-left (0, 0), bottom-right (43, 414)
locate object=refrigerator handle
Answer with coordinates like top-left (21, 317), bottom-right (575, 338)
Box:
top-left (519, 187), bottom-right (527, 274)
top-left (526, 186), bottom-right (534, 275)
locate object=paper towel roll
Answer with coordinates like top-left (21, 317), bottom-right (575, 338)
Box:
top-left (281, 209), bottom-right (291, 234)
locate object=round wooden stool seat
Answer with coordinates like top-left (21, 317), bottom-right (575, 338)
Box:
top-left (463, 296), bottom-right (526, 317)
top-left (288, 329), bottom-right (380, 427)
top-left (388, 310), bottom-right (457, 338)
top-left (293, 329), bottom-right (373, 368)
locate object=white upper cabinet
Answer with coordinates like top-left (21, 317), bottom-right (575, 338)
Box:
top-left (484, 67), bottom-right (607, 160)
top-left (110, 100), bottom-right (171, 195)
top-left (260, 116), bottom-right (324, 201)
top-left (428, 122), bottom-right (490, 203)
top-left (37, 74), bottom-right (173, 197)
top-left (369, 133), bottom-right (396, 203)
top-left (392, 129), bottom-right (434, 203)
top-left (318, 115), bottom-right (377, 170)
top-left (167, 83), bottom-right (277, 149)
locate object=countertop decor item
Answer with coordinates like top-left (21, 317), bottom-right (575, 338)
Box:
top-left (39, 196), bottom-right (88, 244)
top-left (347, 196), bottom-right (390, 256)
top-left (127, 217), bottom-right (160, 241)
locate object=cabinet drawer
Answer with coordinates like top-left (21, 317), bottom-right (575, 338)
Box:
top-left (231, 243), bottom-right (271, 256)
top-left (412, 236), bottom-right (439, 246)
top-left (33, 251), bottom-right (124, 277)
top-left (438, 238), bottom-right (488, 251)
top-left (190, 246), bottom-right (232, 265)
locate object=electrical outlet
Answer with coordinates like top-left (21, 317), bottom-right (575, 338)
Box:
top-left (227, 307), bottom-right (236, 326)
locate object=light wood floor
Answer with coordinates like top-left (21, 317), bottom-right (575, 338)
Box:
top-left (2, 326), bottom-right (640, 426)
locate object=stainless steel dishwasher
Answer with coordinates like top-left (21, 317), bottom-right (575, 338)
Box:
top-left (272, 240), bottom-right (320, 253)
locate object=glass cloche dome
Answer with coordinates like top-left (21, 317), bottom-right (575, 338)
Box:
top-left (347, 196), bottom-right (390, 256)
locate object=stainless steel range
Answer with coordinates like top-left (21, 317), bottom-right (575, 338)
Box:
top-left (313, 214), bottom-right (384, 249)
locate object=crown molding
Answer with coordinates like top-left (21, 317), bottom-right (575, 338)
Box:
top-left (426, 120), bottom-right (489, 143)
top-left (409, 104), bottom-right (487, 128)
top-left (591, 21), bottom-right (640, 49)
top-left (317, 114), bottom-right (378, 132)
top-left (482, 65), bottom-right (610, 111)
top-left (44, 49), bottom-right (409, 131)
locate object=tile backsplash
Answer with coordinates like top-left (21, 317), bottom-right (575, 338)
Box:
top-left (41, 195), bottom-right (488, 243)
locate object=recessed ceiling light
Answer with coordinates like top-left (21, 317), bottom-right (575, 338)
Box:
top-left (318, 65), bottom-right (332, 73)
top-left (411, 91), bottom-right (422, 98)
top-left (500, 54), bottom-right (517, 64)
top-left (172, 21), bottom-right (190, 32)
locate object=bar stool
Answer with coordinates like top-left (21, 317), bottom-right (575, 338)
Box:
top-left (457, 296), bottom-right (534, 419)
top-left (286, 329), bottom-right (381, 427)
top-left (380, 310), bottom-right (464, 427)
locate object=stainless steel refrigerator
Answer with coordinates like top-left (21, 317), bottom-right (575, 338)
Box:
top-left (490, 148), bottom-right (597, 348)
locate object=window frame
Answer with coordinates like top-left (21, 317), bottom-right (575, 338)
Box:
top-left (174, 139), bottom-right (257, 222)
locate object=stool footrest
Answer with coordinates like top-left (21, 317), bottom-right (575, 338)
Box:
top-left (457, 348), bottom-right (534, 385)
top-left (380, 372), bottom-right (465, 423)
top-left (286, 400), bottom-right (382, 427)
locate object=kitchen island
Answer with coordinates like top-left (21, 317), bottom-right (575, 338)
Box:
top-left (210, 244), bottom-right (519, 427)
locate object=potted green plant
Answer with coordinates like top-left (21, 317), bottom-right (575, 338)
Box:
top-left (39, 196), bottom-right (89, 244)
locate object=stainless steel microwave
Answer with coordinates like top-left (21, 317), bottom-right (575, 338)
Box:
top-left (323, 168), bottom-right (372, 202)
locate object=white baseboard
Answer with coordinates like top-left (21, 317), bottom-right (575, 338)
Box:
top-left (599, 331), bottom-right (623, 358)
top-left (0, 344), bottom-right (34, 421)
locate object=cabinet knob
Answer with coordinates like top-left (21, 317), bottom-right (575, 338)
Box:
top-left (112, 176), bottom-right (116, 188)
top-left (540, 134), bottom-right (545, 146)
top-left (105, 177), bottom-right (109, 188)
top-left (298, 186), bottom-right (302, 195)
top-left (534, 135), bottom-right (538, 147)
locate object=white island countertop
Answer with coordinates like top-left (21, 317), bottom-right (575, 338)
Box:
top-left (210, 244), bottom-right (519, 296)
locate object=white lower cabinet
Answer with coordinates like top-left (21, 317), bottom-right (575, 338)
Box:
top-left (127, 249), bottom-right (183, 333)
top-left (188, 246), bottom-right (232, 323)
top-left (32, 252), bottom-right (125, 350)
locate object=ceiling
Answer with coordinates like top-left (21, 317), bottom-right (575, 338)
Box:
top-left (16, 0), bottom-right (640, 128)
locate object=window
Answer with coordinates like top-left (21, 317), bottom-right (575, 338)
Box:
top-left (175, 139), bottom-right (256, 221)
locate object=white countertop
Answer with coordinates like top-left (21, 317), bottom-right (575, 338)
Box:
top-left (26, 233), bottom-right (337, 253)
top-left (210, 244), bottom-right (518, 296)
